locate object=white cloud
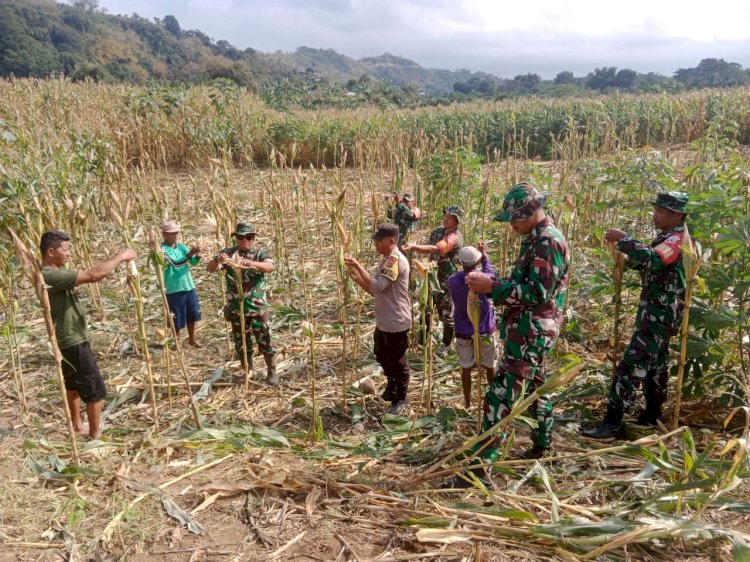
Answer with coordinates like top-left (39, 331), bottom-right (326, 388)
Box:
top-left (98, 0), bottom-right (750, 78)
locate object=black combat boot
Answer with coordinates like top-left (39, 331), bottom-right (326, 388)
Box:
top-left (264, 353), bottom-right (279, 386)
top-left (581, 406), bottom-right (624, 440)
top-left (636, 401), bottom-right (664, 426)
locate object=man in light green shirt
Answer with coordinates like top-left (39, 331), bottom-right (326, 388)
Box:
top-left (41, 230), bottom-right (136, 440)
top-left (160, 221), bottom-right (203, 347)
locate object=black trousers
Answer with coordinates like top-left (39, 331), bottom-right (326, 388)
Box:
top-left (374, 328), bottom-right (410, 403)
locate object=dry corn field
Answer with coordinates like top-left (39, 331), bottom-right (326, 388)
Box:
top-left (1, 79), bottom-right (750, 561)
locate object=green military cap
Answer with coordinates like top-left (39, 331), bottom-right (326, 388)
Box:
top-left (652, 191), bottom-right (689, 214)
top-left (494, 183), bottom-right (549, 222)
top-left (443, 205), bottom-right (465, 221)
top-left (401, 193), bottom-right (415, 202)
top-left (232, 221), bottom-right (257, 236)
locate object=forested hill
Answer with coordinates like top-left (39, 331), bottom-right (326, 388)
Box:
top-left (0, 0), bottom-right (496, 94)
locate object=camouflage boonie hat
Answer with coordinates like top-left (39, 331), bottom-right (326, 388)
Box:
top-left (232, 221), bottom-right (256, 236)
top-left (401, 193), bottom-right (415, 202)
top-left (443, 205), bottom-right (465, 221)
top-left (494, 183), bottom-right (548, 222)
top-left (652, 191), bottom-right (688, 214)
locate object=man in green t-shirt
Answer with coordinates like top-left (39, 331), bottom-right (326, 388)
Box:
top-left (160, 221), bottom-right (203, 348)
top-left (40, 230), bottom-right (136, 439)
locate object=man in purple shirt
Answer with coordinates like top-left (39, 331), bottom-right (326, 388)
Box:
top-left (448, 244), bottom-right (497, 408)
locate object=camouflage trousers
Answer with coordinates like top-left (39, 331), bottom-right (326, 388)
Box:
top-left (227, 310), bottom-right (276, 360)
top-left (474, 368), bottom-right (553, 462)
top-left (474, 336), bottom-right (554, 461)
top-left (423, 289), bottom-right (454, 331)
top-left (608, 328), bottom-right (670, 411)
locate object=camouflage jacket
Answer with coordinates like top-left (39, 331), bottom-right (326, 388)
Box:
top-left (428, 226), bottom-right (463, 285)
top-left (491, 217), bottom-right (570, 350)
top-left (219, 245), bottom-right (274, 315)
top-left (617, 225), bottom-right (686, 336)
top-left (387, 203), bottom-right (420, 246)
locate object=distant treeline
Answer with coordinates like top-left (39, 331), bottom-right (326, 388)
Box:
top-left (453, 59), bottom-right (750, 99)
top-left (1, 0), bottom-right (749, 110)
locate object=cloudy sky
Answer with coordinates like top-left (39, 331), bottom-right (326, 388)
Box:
top-left (97, 0), bottom-right (750, 78)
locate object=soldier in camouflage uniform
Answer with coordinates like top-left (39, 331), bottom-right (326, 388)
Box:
top-left (386, 193), bottom-right (421, 248)
top-left (404, 206), bottom-right (464, 348)
top-left (464, 183), bottom-right (570, 474)
top-left (207, 221), bottom-right (279, 385)
top-left (582, 192), bottom-right (689, 439)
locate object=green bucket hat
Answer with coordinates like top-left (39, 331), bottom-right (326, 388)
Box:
top-left (494, 183), bottom-right (548, 222)
top-left (232, 221), bottom-right (257, 236)
top-left (652, 191), bottom-right (688, 214)
top-left (443, 205), bottom-right (465, 222)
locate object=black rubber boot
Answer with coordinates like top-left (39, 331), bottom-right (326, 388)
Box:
top-left (264, 353), bottom-right (279, 386)
top-left (581, 406), bottom-right (624, 440)
top-left (636, 402), bottom-right (664, 426)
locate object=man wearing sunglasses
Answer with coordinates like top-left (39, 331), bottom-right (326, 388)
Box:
top-left (208, 221), bottom-right (278, 385)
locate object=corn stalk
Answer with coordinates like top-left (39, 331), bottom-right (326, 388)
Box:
top-left (414, 260), bottom-right (436, 412)
top-left (229, 257), bottom-right (251, 387)
top-left (8, 228), bottom-right (79, 465)
top-left (609, 242), bottom-right (626, 381)
top-left (108, 200), bottom-right (160, 432)
top-left (0, 277), bottom-right (27, 411)
top-left (303, 320), bottom-right (321, 441)
top-left (148, 233), bottom-right (203, 428)
top-left (415, 355), bottom-right (583, 484)
top-left (325, 190), bottom-right (352, 409)
top-left (672, 227), bottom-right (705, 430)
top-left (467, 289), bottom-right (483, 432)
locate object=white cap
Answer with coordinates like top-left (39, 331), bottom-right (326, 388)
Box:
top-left (458, 246), bottom-right (481, 267)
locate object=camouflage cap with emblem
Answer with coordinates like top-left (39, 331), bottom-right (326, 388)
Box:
top-left (232, 221), bottom-right (256, 236)
top-left (372, 223), bottom-right (400, 240)
top-left (401, 193), bottom-right (415, 203)
top-left (493, 183), bottom-right (549, 222)
top-left (652, 191), bottom-right (688, 214)
top-left (443, 205), bottom-right (465, 222)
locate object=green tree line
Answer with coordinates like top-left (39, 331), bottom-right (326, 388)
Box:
top-left (1, 0), bottom-right (748, 109)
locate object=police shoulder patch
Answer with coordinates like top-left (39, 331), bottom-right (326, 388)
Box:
top-left (380, 254), bottom-right (399, 281)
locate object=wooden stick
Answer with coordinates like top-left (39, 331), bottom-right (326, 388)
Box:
top-left (269, 530), bottom-right (306, 560)
top-left (5, 542), bottom-right (65, 549)
top-left (336, 533), bottom-right (362, 562)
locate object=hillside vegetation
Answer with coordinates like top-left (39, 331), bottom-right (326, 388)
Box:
top-left (1, 0), bottom-right (749, 105)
